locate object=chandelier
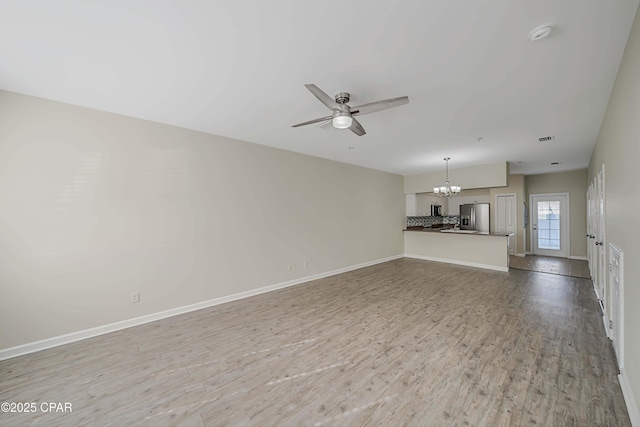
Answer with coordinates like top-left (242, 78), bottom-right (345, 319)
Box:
top-left (433, 157), bottom-right (461, 199)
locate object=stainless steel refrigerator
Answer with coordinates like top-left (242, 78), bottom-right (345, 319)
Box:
top-left (459, 203), bottom-right (490, 233)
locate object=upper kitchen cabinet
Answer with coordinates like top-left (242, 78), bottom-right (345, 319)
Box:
top-left (406, 193), bottom-right (417, 216)
top-left (417, 193), bottom-right (447, 216)
top-left (446, 191), bottom-right (491, 215)
top-left (406, 193), bottom-right (449, 216)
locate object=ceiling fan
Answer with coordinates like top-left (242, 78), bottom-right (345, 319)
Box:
top-left (291, 84), bottom-right (409, 136)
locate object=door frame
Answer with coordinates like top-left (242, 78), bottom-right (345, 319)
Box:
top-left (495, 193), bottom-right (517, 256)
top-left (529, 192), bottom-right (570, 258)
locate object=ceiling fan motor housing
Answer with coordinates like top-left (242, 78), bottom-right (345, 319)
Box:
top-left (335, 92), bottom-right (350, 104)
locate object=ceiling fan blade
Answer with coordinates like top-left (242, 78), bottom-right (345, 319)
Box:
top-left (305, 84), bottom-right (340, 110)
top-left (316, 119), bottom-right (333, 129)
top-left (351, 96), bottom-right (409, 116)
top-left (291, 115), bottom-right (333, 127)
top-left (349, 117), bottom-right (366, 136)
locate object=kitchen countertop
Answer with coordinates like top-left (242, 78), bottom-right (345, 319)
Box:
top-left (404, 226), bottom-right (452, 232)
top-left (403, 227), bottom-right (514, 237)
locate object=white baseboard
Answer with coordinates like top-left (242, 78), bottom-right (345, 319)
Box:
top-left (619, 368), bottom-right (640, 427)
top-left (404, 253), bottom-right (508, 272)
top-left (515, 253), bottom-right (526, 258)
top-left (590, 279), bottom-right (611, 339)
top-left (591, 278), bottom-right (601, 301)
top-left (0, 254), bottom-right (403, 361)
top-left (602, 311), bottom-right (611, 340)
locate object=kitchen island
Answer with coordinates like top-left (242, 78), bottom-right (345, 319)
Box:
top-left (404, 228), bottom-right (514, 272)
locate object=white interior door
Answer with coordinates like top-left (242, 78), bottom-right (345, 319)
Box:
top-left (530, 193), bottom-right (569, 257)
top-left (596, 166), bottom-right (606, 310)
top-left (587, 181), bottom-right (595, 281)
top-left (590, 176), bottom-right (600, 300)
top-left (496, 194), bottom-right (517, 255)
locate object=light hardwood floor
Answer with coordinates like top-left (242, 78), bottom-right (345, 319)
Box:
top-left (509, 255), bottom-right (591, 279)
top-left (0, 258), bottom-right (630, 426)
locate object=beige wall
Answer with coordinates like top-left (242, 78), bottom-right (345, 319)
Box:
top-left (404, 161), bottom-right (508, 194)
top-left (588, 5), bottom-right (640, 419)
top-left (455, 188), bottom-right (491, 197)
top-left (0, 90), bottom-right (405, 351)
top-left (525, 170), bottom-right (588, 258)
top-left (490, 174), bottom-right (526, 255)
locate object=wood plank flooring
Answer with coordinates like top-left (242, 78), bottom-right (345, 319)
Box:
top-left (509, 255), bottom-right (591, 279)
top-left (0, 258), bottom-right (630, 426)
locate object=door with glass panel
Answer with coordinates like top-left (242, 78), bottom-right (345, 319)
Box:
top-left (530, 194), bottom-right (569, 257)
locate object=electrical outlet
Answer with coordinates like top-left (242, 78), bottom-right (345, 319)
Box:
top-left (131, 292), bottom-right (140, 303)
top-left (291, 263), bottom-right (296, 271)
top-left (303, 261), bottom-right (309, 268)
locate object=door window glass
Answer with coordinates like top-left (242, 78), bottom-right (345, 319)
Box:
top-left (537, 201), bottom-right (560, 250)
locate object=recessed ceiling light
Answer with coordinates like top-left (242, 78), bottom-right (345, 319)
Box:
top-left (529, 24), bottom-right (553, 41)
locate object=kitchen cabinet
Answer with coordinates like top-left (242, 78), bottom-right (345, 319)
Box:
top-left (407, 192), bottom-right (457, 216)
top-left (406, 194), bottom-right (417, 216)
top-left (448, 195), bottom-right (490, 216)
top-left (415, 193), bottom-right (447, 216)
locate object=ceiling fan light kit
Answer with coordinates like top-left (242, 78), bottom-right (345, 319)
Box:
top-left (292, 84), bottom-right (409, 136)
top-left (332, 111), bottom-right (353, 129)
top-left (434, 157), bottom-right (461, 199)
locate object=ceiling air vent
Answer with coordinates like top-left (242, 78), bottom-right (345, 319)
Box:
top-left (538, 135), bottom-right (555, 142)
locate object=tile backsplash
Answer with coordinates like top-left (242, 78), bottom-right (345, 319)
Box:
top-left (406, 215), bottom-right (460, 227)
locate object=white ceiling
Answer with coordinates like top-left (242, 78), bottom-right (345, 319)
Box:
top-left (1, 0), bottom-right (638, 176)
